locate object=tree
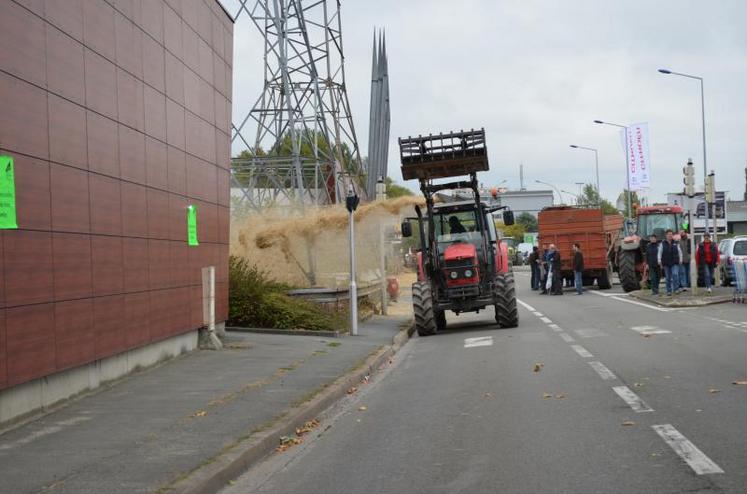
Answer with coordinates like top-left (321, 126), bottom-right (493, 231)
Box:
top-left (495, 221), bottom-right (525, 243)
top-left (577, 184), bottom-right (618, 215)
top-left (384, 177), bottom-right (413, 198)
top-left (618, 189), bottom-right (640, 217)
top-left (515, 212), bottom-right (537, 232)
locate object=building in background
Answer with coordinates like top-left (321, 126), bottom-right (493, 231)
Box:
top-left (492, 189), bottom-right (554, 218)
top-left (667, 192), bottom-right (727, 235)
top-left (0, 0), bottom-right (232, 425)
top-left (727, 201), bottom-right (747, 235)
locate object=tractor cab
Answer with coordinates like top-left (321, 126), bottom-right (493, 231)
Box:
top-left (635, 206), bottom-right (684, 246)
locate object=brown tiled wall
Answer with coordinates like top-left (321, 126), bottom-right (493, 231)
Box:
top-left (0, 0), bottom-right (233, 390)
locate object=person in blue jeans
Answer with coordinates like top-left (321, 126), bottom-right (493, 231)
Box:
top-left (572, 243), bottom-right (584, 295)
top-left (658, 229), bottom-right (683, 296)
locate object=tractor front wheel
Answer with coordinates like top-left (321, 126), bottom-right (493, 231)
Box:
top-left (494, 273), bottom-right (519, 328)
top-left (412, 282), bottom-right (437, 336)
top-left (618, 250), bottom-right (640, 293)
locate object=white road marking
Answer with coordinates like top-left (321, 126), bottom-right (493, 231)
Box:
top-left (534, 312), bottom-right (544, 317)
top-left (652, 424), bottom-right (724, 475)
top-left (589, 291), bottom-right (625, 298)
top-left (574, 328), bottom-right (606, 338)
top-left (612, 386), bottom-right (654, 412)
top-left (540, 317), bottom-right (553, 324)
top-left (464, 336), bottom-right (493, 348)
top-left (0, 416), bottom-right (92, 451)
top-left (630, 325), bottom-right (672, 335)
top-left (610, 296), bottom-right (673, 312)
top-left (548, 323), bottom-right (562, 331)
top-left (516, 299), bottom-right (537, 312)
top-left (559, 332), bottom-right (575, 343)
top-left (570, 344), bottom-right (593, 358)
top-left (588, 361), bottom-right (617, 380)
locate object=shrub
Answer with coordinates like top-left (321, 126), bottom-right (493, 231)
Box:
top-left (228, 256), bottom-right (346, 331)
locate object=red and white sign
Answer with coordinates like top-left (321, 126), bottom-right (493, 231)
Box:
top-left (623, 122), bottom-right (651, 191)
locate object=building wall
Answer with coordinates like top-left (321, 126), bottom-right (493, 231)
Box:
top-left (0, 0), bottom-right (232, 392)
top-left (497, 191), bottom-right (555, 218)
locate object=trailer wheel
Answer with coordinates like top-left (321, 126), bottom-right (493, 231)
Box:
top-left (597, 262), bottom-right (613, 290)
top-left (618, 250), bottom-right (640, 292)
top-left (412, 282), bottom-right (437, 336)
top-left (494, 273), bottom-right (519, 328)
top-left (435, 310), bottom-right (447, 331)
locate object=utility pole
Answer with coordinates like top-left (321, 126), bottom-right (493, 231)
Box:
top-left (683, 159), bottom-right (698, 295)
top-left (376, 177), bottom-right (388, 315)
top-left (346, 184), bottom-right (360, 335)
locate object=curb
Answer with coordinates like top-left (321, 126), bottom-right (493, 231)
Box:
top-left (629, 291), bottom-right (732, 308)
top-left (226, 327), bottom-right (342, 338)
top-left (166, 319), bottom-right (414, 494)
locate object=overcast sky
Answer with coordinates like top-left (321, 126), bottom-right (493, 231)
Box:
top-left (223, 0), bottom-right (747, 203)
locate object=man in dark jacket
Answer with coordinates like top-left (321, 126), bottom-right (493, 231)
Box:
top-left (658, 229), bottom-right (683, 296)
top-left (528, 246), bottom-right (540, 290)
top-left (696, 233), bottom-right (720, 293)
top-left (678, 230), bottom-right (691, 289)
top-left (572, 243), bottom-right (584, 295)
top-left (549, 244), bottom-right (563, 295)
top-left (646, 234), bottom-right (661, 295)
top-left (540, 245), bottom-right (550, 294)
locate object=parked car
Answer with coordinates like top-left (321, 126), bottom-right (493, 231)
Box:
top-left (719, 236), bottom-right (747, 286)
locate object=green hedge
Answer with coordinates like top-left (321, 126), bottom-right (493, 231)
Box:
top-left (228, 256), bottom-right (347, 331)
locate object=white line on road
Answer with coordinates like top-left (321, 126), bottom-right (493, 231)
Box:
top-left (559, 332), bottom-right (575, 343)
top-left (574, 328), bottom-right (607, 338)
top-left (652, 424), bottom-right (724, 475)
top-left (630, 325), bottom-right (672, 335)
top-left (589, 291), bottom-right (626, 298)
top-left (548, 323), bottom-right (562, 331)
top-left (516, 299), bottom-right (537, 312)
top-left (0, 416), bottom-right (92, 451)
top-left (464, 336), bottom-right (493, 348)
top-left (540, 317), bottom-right (553, 324)
top-left (611, 296), bottom-right (673, 312)
top-left (588, 361), bottom-right (617, 380)
top-left (612, 386), bottom-right (654, 413)
top-left (570, 344), bottom-right (593, 358)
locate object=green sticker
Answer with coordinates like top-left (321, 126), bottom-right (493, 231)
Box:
top-left (187, 205), bottom-right (199, 246)
top-left (0, 156), bottom-right (18, 229)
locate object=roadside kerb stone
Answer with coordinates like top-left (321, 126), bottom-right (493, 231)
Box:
top-left (629, 289), bottom-right (732, 307)
top-left (166, 319), bottom-right (413, 494)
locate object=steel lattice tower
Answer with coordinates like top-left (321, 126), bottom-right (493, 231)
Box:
top-left (230, 0), bottom-right (366, 211)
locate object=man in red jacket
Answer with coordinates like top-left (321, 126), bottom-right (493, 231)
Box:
top-left (696, 233), bottom-right (720, 293)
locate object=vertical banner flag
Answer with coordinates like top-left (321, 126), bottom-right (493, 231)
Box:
top-left (624, 123), bottom-right (651, 191)
top-left (0, 155), bottom-right (18, 229)
top-left (187, 205), bottom-right (199, 246)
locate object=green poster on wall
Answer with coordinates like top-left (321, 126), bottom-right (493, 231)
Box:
top-left (187, 205), bottom-right (198, 246)
top-left (0, 155), bottom-right (17, 229)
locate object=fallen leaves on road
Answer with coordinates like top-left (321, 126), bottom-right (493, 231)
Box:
top-left (555, 394), bottom-right (566, 399)
top-left (533, 363), bottom-right (544, 373)
top-left (346, 386), bottom-right (358, 395)
top-left (296, 419), bottom-right (320, 437)
top-left (542, 393), bottom-right (552, 399)
top-left (358, 406), bottom-right (368, 411)
top-left (483, 392), bottom-right (494, 399)
top-left (642, 334), bottom-right (652, 338)
top-left (732, 380), bottom-right (747, 386)
top-left (276, 435), bottom-right (303, 452)
top-left (708, 388), bottom-right (721, 394)
top-left (622, 421), bottom-right (636, 427)
top-left (193, 410), bottom-right (207, 418)
top-left (633, 382), bottom-right (645, 388)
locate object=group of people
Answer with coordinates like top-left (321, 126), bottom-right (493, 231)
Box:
top-left (527, 243), bottom-right (586, 296)
top-left (645, 229), bottom-right (720, 296)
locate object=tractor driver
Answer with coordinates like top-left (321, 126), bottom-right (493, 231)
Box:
top-left (448, 216), bottom-right (467, 234)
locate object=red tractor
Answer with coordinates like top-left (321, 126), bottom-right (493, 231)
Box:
top-left (399, 129), bottom-right (518, 336)
top-left (616, 205), bottom-right (684, 292)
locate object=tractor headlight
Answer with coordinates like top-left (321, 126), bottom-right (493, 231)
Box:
top-left (450, 271), bottom-right (458, 279)
top-left (464, 269), bottom-right (473, 278)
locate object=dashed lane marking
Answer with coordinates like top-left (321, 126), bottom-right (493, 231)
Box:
top-left (589, 291), bottom-right (673, 312)
top-left (464, 336), bottom-right (494, 348)
top-left (630, 325), bottom-right (672, 335)
top-left (574, 328), bottom-right (607, 338)
top-left (539, 317), bottom-right (552, 324)
top-left (588, 361), bottom-right (617, 380)
top-left (559, 332), bottom-right (575, 343)
top-left (613, 386), bottom-right (654, 413)
top-left (548, 324), bottom-right (562, 332)
top-left (516, 300), bottom-right (537, 312)
top-left (570, 344), bottom-right (593, 358)
top-left (652, 424), bottom-right (724, 475)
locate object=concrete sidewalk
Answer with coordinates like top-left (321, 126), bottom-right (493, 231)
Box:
top-left (0, 313), bottom-right (411, 494)
top-left (629, 286), bottom-right (733, 307)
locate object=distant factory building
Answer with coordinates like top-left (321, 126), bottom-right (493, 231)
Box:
top-left (492, 189), bottom-right (554, 218)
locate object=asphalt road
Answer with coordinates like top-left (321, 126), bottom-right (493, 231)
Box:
top-left (222, 272), bottom-right (747, 494)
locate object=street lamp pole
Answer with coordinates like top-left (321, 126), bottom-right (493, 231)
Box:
top-left (569, 145), bottom-right (600, 199)
top-left (658, 69), bottom-right (710, 237)
top-left (594, 120), bottom-right (632, 218)
top-left (561, 190), bottom-right (579, 205)
top-left (535, 179), bottom-right (564, 204)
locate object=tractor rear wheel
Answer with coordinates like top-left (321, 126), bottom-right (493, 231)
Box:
top-left (435, 310), bottom-right (447, 331)
top-left (618, 250), bottom-right (640, 292)
top-left (412, 282), bottom-right (437, 336)
top-left (494, 273), bottom-right (519, 328)
top-left (597, 262), bottom-right (613, 290)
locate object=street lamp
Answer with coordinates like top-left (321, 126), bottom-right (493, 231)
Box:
top-left (561, 190), bottom-right (579, 205)
top-left (658, 68), bottom-right (710, 236)
top-left (535, 179), bottom-right (564, 204)
top-left (569, 144), bottom-right (600, 198)
top-left (594, 120), bottom-right (632, 218)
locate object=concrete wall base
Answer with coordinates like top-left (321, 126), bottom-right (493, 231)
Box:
top-left (0, 331), bottom-right (199, 430)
